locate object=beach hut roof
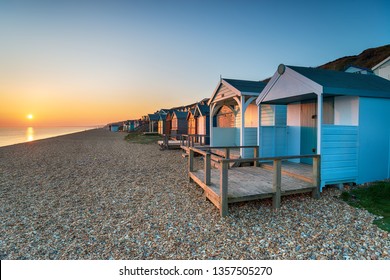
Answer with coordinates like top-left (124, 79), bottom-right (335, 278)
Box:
top-left (257, 64), bottom-right (390, 105)
top-left (158, 114), bottom-right (167, 121)
top-left (195, 104), bottom-right (210, 116)
top-left (223, 79), bottom-right (266, 93)
top-left (148, 114), bottom-right (160, 121)
top-left (173, 111), bottom-right (188, 119)
top-left (208, 78), bottom-right (267, 105)
top-left (186, 109), bottom-right (194, 121)
top-left (290, 65), bottom-right (390, 96)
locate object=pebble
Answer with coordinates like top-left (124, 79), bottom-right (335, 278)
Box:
top-left (0, 129), bottom-right (389, 260)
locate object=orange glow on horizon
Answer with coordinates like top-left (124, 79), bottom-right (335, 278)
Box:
top-left (0, 81), bottom-right (185, 127)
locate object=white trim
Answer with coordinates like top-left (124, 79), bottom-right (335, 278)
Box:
top-left (257, 105), bottom-right (261, 151)
top-left (240, 96), bottom-right (245, 156)
top-left (208, 79), bottom-right (241, 105)
top-left (317, 94), bottom-right (322, 155)
top-left (243, 96), bottom-right (256, 111)
top-left (372, 56), bottom-right (390, 71)
top-left (256, 65), bottom-right (323, 105)
top-left (256, 73), bottom-right (281, 105)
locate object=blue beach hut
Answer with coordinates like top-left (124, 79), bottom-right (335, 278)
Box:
top-left (109, 123), bottom-right (120, 132)
top-left (147, 114), bottom-right (160, 133)
top-left (256, 64), bottom-right (390, 190)
top-left (208, 78), bottom-right (287, 158)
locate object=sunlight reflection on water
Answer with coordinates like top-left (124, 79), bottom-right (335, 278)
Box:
top-left (26, 127), bottom-right (34, 142)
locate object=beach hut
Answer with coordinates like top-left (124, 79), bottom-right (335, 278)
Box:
top-left (147, 114), bottom-right (159, 133)
top-left (171, 111), bottom-right (188, 137)
top-left (192, 103), bottom-right (214, 145)
top-left (123, 120), bottom-right (136, 132)
top-left (158, 113), bottom-right (169, 135)
top-left (109, 123), bottom-right (121, 132)
top-left (256, 64), bottom-right (390, 190)
top-left (208, 78), bottom-right (286, 158)
top-left (372, 56), bottom-right (390, 80)
top-left (165, 111), bottom-right (174, 136)
top-left (187, 109), bottom-right (197, 135)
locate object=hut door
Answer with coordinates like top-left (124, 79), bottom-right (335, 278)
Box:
top-left (300, 101), bottom-right (317, 164)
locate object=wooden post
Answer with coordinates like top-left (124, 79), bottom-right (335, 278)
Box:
top-left (188, 149), bottom-right (194, 182)
top-left (272, 159), bottom-right (281, 209)
top-left (164, 134), bottom-right (168, 149)
top-left (312, 156), bottom-right (320, 199)
top-left (220, 160), bottom-right (229, 217)
top-left (204, 152), bottom-right (211, 185)
top-left (225, 148), bottom-right (230, 169)
top-left (225, 148), bottom-right (230, 159)
top-left (254, 146), bottom-right (260, 167)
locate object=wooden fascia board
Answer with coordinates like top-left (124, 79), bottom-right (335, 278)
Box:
top-left (372, 56), bottom-right (390, 70)
top-left (208, 80), bottom-right (223, 106)
top-left (221, 79), bottom-right (242, 96)
top-left (186, 111), bottom-right (194, 121)
top-left (193, 104), bottom-right (203, 117)
top-left (208, 79), bottom-right (242, 105)
top-left (256, 72), bottom-right (280, 105)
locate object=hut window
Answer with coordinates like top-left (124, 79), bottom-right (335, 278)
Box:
top-left (217, 105), bottom-right (235, 128)
top-left (261, 104), bottom-right (275, 126)
top-left (334, 96), bottom-right (359, 125)
top-left (323, 97), bottom-right (334, 124)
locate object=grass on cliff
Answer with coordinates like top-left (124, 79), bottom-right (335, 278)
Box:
top-left (124, 132), bottom-right (163, 144)
top-left (341, 181), bottom-right (390, 232)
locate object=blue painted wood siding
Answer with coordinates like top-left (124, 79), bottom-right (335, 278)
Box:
top-left (212, 127), bottom-right (239, 146)
top-left (321, 125), bottom-right (358, 188)
top-left (275, 105), bottom-right (287, 126)
top-left (243, 128), bottom-right (257, 158)
top-left (260, 126), bottom-right (287, 157)
top-left (357, 97), bottom-right (390, 183)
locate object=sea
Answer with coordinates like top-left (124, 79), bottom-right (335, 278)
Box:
top-left (0, 127), bottom-right (100, 147)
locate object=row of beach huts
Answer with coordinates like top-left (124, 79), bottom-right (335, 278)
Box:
top-left (109, 57), bottom-right (390, 216)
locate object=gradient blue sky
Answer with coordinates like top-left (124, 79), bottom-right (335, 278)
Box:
top-left (0, 0), bottom-right (389, 126)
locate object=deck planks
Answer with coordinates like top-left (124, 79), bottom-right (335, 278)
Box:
top-left (261, 161), bottom-right (313, 183)
top-left (191, 165), bottom-right (313, 203)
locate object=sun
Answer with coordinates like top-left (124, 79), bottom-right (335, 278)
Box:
top-left (27, 114), bottom-right (33, 120)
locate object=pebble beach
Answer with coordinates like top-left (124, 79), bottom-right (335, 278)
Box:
top-left (0, 129), bottom-right (388, 260)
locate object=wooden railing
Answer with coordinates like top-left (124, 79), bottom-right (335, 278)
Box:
top-left (188, 146), bottom-right (320, 217)
top-left (194, 145), bottom-right (260, 165)
top-left (180, 134), bottom-right (209, 147)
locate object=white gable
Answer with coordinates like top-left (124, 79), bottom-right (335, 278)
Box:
top-left (257, 66), bottom-right (322, 105)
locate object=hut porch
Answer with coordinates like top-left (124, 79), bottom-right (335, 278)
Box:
top-left (188, 147), bottom-right (320, 217)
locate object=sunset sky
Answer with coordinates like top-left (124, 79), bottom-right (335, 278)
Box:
top-left (0, 0), bottom-right (389, 127)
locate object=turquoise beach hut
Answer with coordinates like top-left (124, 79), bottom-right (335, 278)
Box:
top-left (109, 123), bottom-right (120, 132)
top-left (256, 64), bottom-right (390, 190)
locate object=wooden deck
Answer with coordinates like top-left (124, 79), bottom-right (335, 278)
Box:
top-left (191, 166), bottom-right (314, 204)
top-left (261, 161), bottom-right (313, 183)
top-left (158, 139), bottom-right (182, 149)
top-left (188, 147), bottom-right (320, 217)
